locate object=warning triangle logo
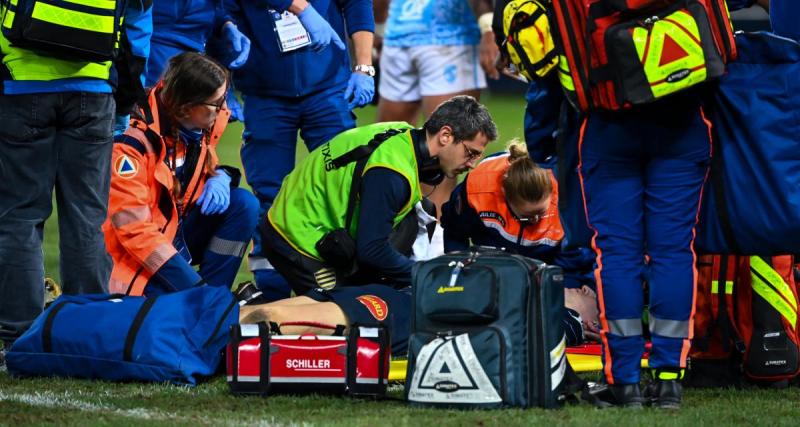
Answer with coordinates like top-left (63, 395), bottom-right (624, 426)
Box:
top-left (419, 340), bottom-right (477, 389)
top-left (407, 334), bottom-right (502, 404)
top-left (120, 158), bottom-right (134, 173)
top-left (659, 34), bottom-right (690, 67)
top-left (115, 154), bottom-right (138, 179)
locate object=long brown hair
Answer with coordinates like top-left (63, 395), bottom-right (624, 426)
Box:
top-left (158, 52), bottom-right (229, 199)
top-left (502, 140), bottom-right (552, 205)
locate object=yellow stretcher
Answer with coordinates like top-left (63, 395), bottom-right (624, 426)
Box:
top-left (388, 352), bottom-right (649, 381)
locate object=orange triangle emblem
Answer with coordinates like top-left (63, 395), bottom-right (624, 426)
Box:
top-left (659, 34), bottom-right (690, 67)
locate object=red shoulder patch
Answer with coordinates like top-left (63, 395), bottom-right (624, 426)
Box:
top-left (356, 295), bottom-right (389, 321)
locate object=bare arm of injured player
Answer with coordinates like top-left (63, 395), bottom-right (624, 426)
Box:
top-left (239, 297), bottom-right (348, 335)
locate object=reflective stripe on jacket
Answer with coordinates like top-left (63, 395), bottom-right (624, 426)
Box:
top-left (103, 83), bottom-right (230, 296)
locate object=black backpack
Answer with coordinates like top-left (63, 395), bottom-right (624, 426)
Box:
top-left (1, 0), bottom-right (127, 61)
top-left (404, 248), bottom-right (583, 408)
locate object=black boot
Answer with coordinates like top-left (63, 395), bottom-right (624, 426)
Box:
top-left (645, 369), bottom-right (684, 409)
top-left (582, 382), bottom-right (645, 408)
top-left (233, 281), bottom-right (264, 306)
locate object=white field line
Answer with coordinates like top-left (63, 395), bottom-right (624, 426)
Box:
top-left (0, 390), bottom-right (182, 421)
top-left (0, 390), bottom-right (309, 426)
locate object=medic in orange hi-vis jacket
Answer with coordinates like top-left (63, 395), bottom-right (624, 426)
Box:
top-left (103, 52), bottom-right (258, 297)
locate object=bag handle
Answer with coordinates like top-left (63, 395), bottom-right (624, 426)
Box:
top-left (201, 297), bottom-right (238, 348)
top-left (123, 296), bottom-right (159, 361)
top-left (345, 323), bottom-right (391, 397)
top-left (228, 322), bottom-right (271, 395)
top-left (269, 321), bottom-right (346, 336)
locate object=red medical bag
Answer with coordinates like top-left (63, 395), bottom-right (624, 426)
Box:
top-left (226, 322), bottom-right (390, 397)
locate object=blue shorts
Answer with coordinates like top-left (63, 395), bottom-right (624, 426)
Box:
top-left (305, 285), bottom-right (411, 356)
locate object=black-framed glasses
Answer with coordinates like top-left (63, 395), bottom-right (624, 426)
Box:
top-left (199, 94), bottom-right (226, 111)
top-left (461, 142), bottom-right (483, 162)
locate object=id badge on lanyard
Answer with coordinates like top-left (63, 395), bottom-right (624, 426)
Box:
top-left (270, 9), bottom-right (312, 52)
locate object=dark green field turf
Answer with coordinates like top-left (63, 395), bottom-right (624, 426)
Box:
top-left (2, 373), bottom-right (800, 426)
top-left (11, 92), bottom-right (800, 425)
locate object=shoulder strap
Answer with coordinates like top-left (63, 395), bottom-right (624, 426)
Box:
top-left (114, 134), bottom-right (148, 155)
top-left (329, 128), bottom-right (406, 169)
top-left (329, 128), bottom-right (406, 231)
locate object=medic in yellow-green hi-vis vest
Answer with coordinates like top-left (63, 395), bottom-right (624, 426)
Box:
top-left (268, 122), bottom-right (423, 263)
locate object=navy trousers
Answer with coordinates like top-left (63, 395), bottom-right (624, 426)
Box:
top-left (240, 85), bottom-right (355, 301)
top-left (145, 187), bottom-right (259, 297)
top-left (578, 94), bottom-right (711, 384)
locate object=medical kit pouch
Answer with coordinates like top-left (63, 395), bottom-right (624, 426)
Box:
top-left (690, 255), bottom-right (800, 387)
top-left (1, 0), bottom-right (126, 61)
top-left (405, 248), bottom-right (580, 409)
top-left (226, 321), bottom-right (391, 397)
top-left (550, 0), bottom-right (736, 111)
top-left (501, 0), bottom-right (558, 80)
top-left (6, 286), bottom-right (238, 385)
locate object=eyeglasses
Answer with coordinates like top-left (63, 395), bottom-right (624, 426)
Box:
top-left (461, 142), bottom-right (483, 162)
top-left (507, 197), bottom-right (550, 223)
top-left (519, 212), bottom-right (551, 223)
top-left (199, 95), bottom-right (226, 111)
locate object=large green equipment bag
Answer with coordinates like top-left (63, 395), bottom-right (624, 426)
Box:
top-left (550, 0), bottom-right (736, 112)
top-left (1, 0), bottom-right (125, 61)
top-left (500, 0), bottom-right (559, 81)
top-left (404, 249), bottom-right (581, 409)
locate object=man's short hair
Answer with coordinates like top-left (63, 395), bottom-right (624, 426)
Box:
top-left (423, 95), bottom-right (498, 143)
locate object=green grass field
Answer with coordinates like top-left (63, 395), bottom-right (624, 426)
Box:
top-left (7, 92), bottom-right (800, 425)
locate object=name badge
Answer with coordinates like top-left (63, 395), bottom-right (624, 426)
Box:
top-left (270, 9), bottom-right (312, 52)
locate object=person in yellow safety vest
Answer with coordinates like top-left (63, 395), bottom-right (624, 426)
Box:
top-left (264, 96), bottom-right (497, 295)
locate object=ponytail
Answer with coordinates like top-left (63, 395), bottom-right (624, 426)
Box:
top-left (502, 140), bottom-right (552, 205)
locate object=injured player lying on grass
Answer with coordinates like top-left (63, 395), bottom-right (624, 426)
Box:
top-left (238, 283), bottom-right (601, 356)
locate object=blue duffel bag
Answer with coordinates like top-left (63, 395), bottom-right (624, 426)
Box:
top-left (6, 286), bottom-right (239, 385)
top-left (696, 31), bottom-right (800, 255)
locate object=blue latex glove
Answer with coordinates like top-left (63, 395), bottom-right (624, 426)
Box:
top-left (297, 4), bottom-right (345, 52)
top-left (197, 172), bottom-right (231, 215)
top-left (344, 72), bottom-right (374, 110)
top-left (226, 87), bottom-right (244, 123)
top-left (222, 22), bottom-right (251, 69)
top-left (113, 114), bottom-right (130, 136)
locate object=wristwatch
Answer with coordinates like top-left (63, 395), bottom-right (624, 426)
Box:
top-left (354, 64), bottom-right (376, 77)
